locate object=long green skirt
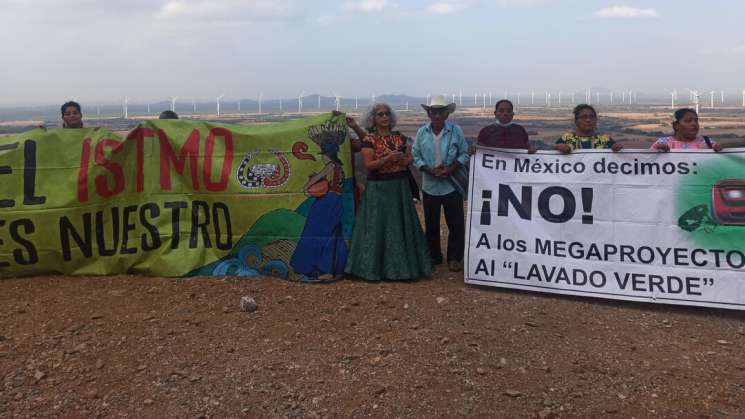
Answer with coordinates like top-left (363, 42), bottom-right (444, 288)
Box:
top-left (345, 177), bottom-right (433, 281)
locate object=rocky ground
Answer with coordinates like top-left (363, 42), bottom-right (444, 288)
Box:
top-left (2, 270), bottom-right (745, 418)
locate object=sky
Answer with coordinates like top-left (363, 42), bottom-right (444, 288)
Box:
top-left (0, 0), bottom-right (744, 105)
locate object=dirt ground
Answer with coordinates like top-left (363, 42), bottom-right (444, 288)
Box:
top-left (3, 265), bottom-right (745, 417)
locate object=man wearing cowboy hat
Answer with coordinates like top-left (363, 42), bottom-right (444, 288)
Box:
top-left (412, 95), bottom-right (469, 272)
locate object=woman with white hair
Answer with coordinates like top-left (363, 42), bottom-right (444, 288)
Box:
top-left (344, 103), bottom-right (432, 281)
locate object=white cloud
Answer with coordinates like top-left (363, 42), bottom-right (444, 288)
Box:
top-left (157, 0), bottom-right (299, 22)
top-left (428, 1), bottom-right (467, 15)
top-left (342, 0), bottom-right (387, 13)
top-left (592, 6), bottom-right (658, 19)
top-left (494, 0), bottom-right (551, 7)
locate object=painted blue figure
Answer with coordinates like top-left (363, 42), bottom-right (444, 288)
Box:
top-left (290, 122), bottom-right (349, 281)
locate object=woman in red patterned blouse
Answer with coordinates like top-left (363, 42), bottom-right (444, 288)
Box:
top-left (344, 103), bottom-right (432, 281)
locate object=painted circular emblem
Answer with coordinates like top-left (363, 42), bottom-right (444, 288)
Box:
top-left (237, 149), bottom-right (291, 189)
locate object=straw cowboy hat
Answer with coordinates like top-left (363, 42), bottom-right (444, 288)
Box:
top-left (421, 94), bottom-right (456, 113)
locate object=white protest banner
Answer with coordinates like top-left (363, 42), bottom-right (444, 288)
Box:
top-left (465, 147), bottom-right (745, 310)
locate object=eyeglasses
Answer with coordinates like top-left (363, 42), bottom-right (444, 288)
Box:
top-left (376, 111), bottom-right (390, 117)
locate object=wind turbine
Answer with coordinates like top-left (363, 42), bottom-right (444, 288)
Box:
top-left (355, 95), bottom-right (358, 109)
top-left (237, 98), bottom-right (241, 112)
top-left (459, 90), bottom-right (462, 105)
top-left (670, 90), bottom-right (676, 109)
top-left (517, 92), bottom-right (521, 105)
top-left (279, 96), bottom-right (283, 113)
top-left (488, 92), bottom-right (492, 105)
top-left (192, 97), bottom-right (196, 113)
top-left (333, 93), bottom-right (341, 111)
top-left (371, 93), bottom-right (376, 104)
top-left (628, 90), bottom-right (633, 105)
top-left (171, 97), bottom-right (177, 112)
top-left (123, 96), bottom-right (128, 119)
top-left (596, 92), bottom-right (600, 105)
top-left (426, 93), bottom-right (431, 106)
top-left (298, 91), bottom-right (305, 113)
top-left (709, 91), bottom-right (715, 109)
top-left (558, 92), bottom-right (562, 106)
top-left (318, 94), bottom-right (321, 109)
top-left (258, 93), bottom-right (263, 114)
top-left (216, 94), bottom-right (224, 116)
top-left (742, 89), bottom-right (745, 107)
top-left (721, 90), bottom-right (725, 105)
top-left (531, 89), bottom-right (535, 106)
top-left (610, 91), bottom-right (614, 105)
top-left (482, 93), bottom-right (486, 110)
top-left (474, 93), bottom-right (478, 106)
top-left (687, 89), bottom-right (700, 114)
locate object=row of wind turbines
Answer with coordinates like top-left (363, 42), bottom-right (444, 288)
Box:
top-left (670, 90), bottom-right (745, 114)
top-left (119, 92), bottom-right (345, 118)
top-left (115, 89), bottom-right (745, 118)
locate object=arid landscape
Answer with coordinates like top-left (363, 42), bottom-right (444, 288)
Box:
top-left (4, 103), bottom-right (745, 150)
top-left (2, 106), bottom-right (745, 418)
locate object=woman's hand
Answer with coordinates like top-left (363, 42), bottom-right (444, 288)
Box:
top-left (555, 144), bottom-right (572, 154)
top-left (527, 146), bottom-right (538, 154)
top-left (611, 143), bottom-right (623, 152)
top-left (345, 116), bottom-right (359, 129)
top-left (713, 143), bottom-right (723, 152)
top-left (386, 151), bottom-right (404, 165)
top-left (653, 143), bottom-right (670, 152)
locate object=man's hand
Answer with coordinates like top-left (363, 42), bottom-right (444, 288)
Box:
top-left (611, 143), bottom-right (623, 152)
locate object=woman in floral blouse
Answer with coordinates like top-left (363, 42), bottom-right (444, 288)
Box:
top-left (344, 103), bottom-right (432, 281)
top-left (555, 104), bottom-right (623, 153)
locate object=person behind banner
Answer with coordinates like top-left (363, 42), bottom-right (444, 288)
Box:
top-left (344, 104), bottom-right (432, 281)
top-left (555, 104), bottom-right (623, 153)
top-left (477, 99), bottom-right (537, 153)
top-left (159, 110), bottom-right (179, 119)
top-left (412, 95), bottom-right (469, 272)
top-left (651, 108), bottom-right (723, 152)
top-left (61, 101), bottom-right (83, 129)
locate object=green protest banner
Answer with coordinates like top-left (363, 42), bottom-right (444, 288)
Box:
top-left (0, 113), bottom-right (355, 281)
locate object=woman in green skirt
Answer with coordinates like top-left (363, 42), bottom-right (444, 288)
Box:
top-left (345, 103), bottom-right (432, 281)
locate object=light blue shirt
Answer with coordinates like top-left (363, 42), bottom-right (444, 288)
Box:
top-left (412, 121), bottom-right (469, 196)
